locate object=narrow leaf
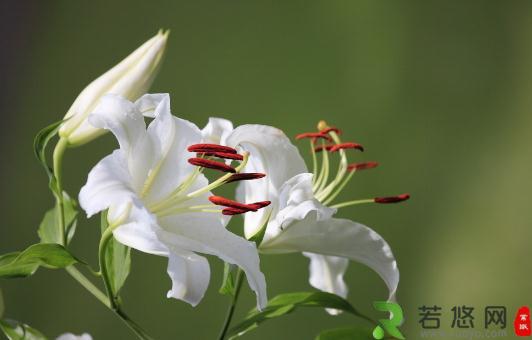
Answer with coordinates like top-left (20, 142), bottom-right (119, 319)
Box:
top-left (0, 244), bottom-right (80, 278)
top-left (0, 288), bottom-right (4, 318)
top-left (0, 319), bottom-right (48, 340)
top-left (228, 292), bottom-right (358, 338)
top-left (33, 120), bottom-right (63, 183)
top-left (37, 193), bottom-right (79, 245)
top-left (100, 211), bottom-right (131, 296)
top-left (315, 326), bottom-right (373, 340)
top-left (219, 262), bottom-right (236, 296)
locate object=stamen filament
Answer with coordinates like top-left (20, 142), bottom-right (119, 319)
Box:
top-left (186, 152), bottom-right (250, 199)
top-left (310, 140), bottom-right (318, 186)
top-left (329, 198), bottom-right (374, 209)
top-left (320, 170), bottom-right (355, 205)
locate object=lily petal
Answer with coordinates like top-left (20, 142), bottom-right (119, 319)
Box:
top-left (202, 117), bottom-right (234, 145)
top-left (226, 124), bottom-right (307, 238)
top-left (113, 204), bottom-right (210, 306)
top-left (78, 150), bottom-right (136, 218)
top-left (166, 248), bottom-right (210, 306)
top-left (158, 214), bottom-right (268, 309)
top-left (261, 215), bottom-right (399, 300)
top-left (56, 333), bottom-right (92, 340)
top-left (303, 252), bottom-right (348, 315)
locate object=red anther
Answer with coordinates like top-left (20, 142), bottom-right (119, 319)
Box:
top-left (329, 142), bottom-right (364, 152)
top-left (209, 196), bottom-right (257, 211)
top-left (295, 132), bottom-right (333, 142)
top-left (188, 158), bottom-right (236, 173)
top-left (187, 143), bottom-right (237, 154)
top-left (320, 127), bottom-right (342, 135)
top-left (348, 162), bottom-right (379, 171)
top-left (247, 201), bottom-right (271, 210)
top-left (225, 173), bottom-right (266, 183)
top-left (222, 207), bottom-right (249, 216)
top-left (314, 144), bottom-right (335, 152)
top-left (374, 193), bottom-right (410, 204)
top-left (201, 152), bottom-right (244, 161)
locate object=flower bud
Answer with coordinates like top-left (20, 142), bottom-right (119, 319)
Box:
top-left (59, 30), bottom-right (169, 146)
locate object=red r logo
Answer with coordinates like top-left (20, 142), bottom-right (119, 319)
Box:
top-left (514, 306), bottom-right (531, 337)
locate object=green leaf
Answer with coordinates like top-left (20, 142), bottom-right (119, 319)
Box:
top-left (0, 288), bottom-right (4, 318)
top-left (315, 326), bottom-right (374, 340)
top-left (0, 244), bottom-right (80, 278)
top-left (100, 212), bottom-right (131, 296)
top-left (219, 262), bottom-right (236, 296)
top-left (228, 292), bottom-right (359, 338)
top-left (0, 319), bottom-right (48, 340)
top-left (37, 193), bottom-right (78, 245)
top-left (33, 120), bottom-right (63, 186)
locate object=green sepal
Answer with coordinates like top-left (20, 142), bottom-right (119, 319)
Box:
top-left (0, 243), bottom-right (80, 278)
top-left (0, 319), bottom-right (48, 340)
top-left (100, 211), bottom-right (131, 297)
top-left (37, 192), bottom-right (78, 245)
top-left (315, 326), bottom-right (374, 340)
top-left (228, 291), bottom-right (360, 338)
top-left (219, 262), bottom-right (236, 296)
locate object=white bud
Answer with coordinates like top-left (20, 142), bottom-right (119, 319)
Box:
top-left (59, 30), bottom-right (169, 146)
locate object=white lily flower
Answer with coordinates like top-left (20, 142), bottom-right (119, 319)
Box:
top-left (56, 333), bottom-right (92, 340)
top-left (59, 30), bottom-right (168, 146)
top-left (209, 121), bottom-right (407, 314)
top-left (78, 93), bottom-right (267, 308)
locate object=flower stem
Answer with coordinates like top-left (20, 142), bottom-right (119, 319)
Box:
top-left (218, 268), bottom-right (244, 340)
top-left (99, 226), bottom-right (118, 309)
top-left (53, 137), bottom-right (68, 245)
top-left (115, 308), bottom-right (155, 340)
top-left (65, 265), bottom-right (109, 307)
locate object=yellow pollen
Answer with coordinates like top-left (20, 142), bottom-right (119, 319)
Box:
top-left (317, 120), bottom-right (329, 131)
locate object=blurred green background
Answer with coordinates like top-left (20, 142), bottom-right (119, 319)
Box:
top-left (1, 1), bottom-right (532, 339)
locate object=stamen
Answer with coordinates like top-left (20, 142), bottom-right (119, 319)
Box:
top-left (348, 162), bottom-right (379, 171)
top-left (314, 144), bottom-right (335, 152)
top-left (221, 201), bottom-right (271, 215)
top-left (247, 201), bottom-right (271, 210)
top-left (188, 158), bottom-right (236, 173)
top-left (187, 143), bottom-right (237, 154)
top-left (225, 173), bottom-right (266, 183)
top-left (200, 152), bottom-right (244, 160)
top-left (374, 193), bottom-right (410, 204)
top-left (320, 127), bottom-right (342, 135)
top-left (295, 132), bottom-right (332, 142)
top-left (209, 196), bottom-right (257, 212)
top-left (330, 142), bottom-right (364, 152)
top-left (222, 207), bottom-right (249, 216)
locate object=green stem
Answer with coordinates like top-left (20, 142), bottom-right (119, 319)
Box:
top-left (218, 269), bottom-right (244, 340)
top-left (53, 137), bottom-right (68, 245)
top-left (65, 265), bottom-right (109, 307)
top-left (99, 226), bottom-right (118, 309)
top-left (115, 308), bottom-right (155, 340)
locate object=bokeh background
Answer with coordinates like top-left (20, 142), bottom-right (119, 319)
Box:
top-left (1, 1), bottom-right (532, 339)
